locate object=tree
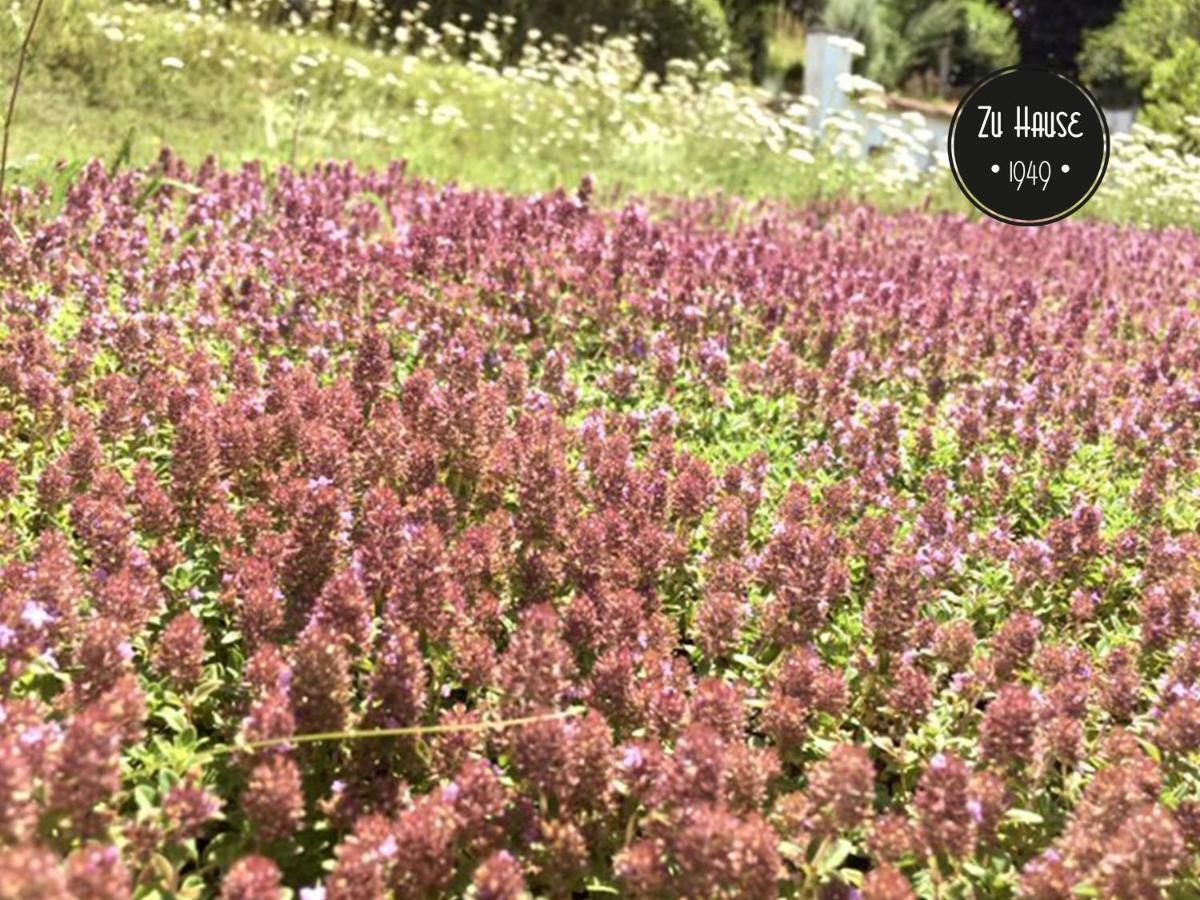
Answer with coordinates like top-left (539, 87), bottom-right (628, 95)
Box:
top-left (721, 0), bottom-right (782, 83)
top-left (1079, 0), bottom-right (1200, 147)
top-left (1002, 0), bottom-right (1123, 73)
top-left (816, 0), bottom-right (1019, 91)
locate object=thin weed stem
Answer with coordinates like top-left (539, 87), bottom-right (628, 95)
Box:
top-left (219, 705), bottom-right (584, 755)
top-left (1, 0), bottom-right (47, 210)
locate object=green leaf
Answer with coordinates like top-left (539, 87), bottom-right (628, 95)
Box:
top-left (815, 838), bottom-right (854, 876)
top-left (838, 868), bottom-right (864, 888)
top-left (145, 854), bottom-right (175, 887)
top-left (962, 861), bottom-right (989, 878)
top-left (50, 160), bottom-right (86, 213)
top-left (107, 127), bottom-right (135, 175)
top-left (192, 671), bottom-right (223, 705)
top-left (201, 831), bottom-right (242, 870)
top-left (778, 840), bottom-right (805, 860)
top-left (159, 706), bottom-right (189, 734)
top-left (160, 178), bottom-right (202, 195)
top-left (1004, 808), bottom-right (1044, 826)
top-left (133, 784), bottom-right (157, 813)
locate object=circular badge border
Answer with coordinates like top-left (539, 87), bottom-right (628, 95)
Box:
top-left (947, 64), bottom-right (1111, 227)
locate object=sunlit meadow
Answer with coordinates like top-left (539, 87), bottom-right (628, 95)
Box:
top-left (2, 0), bottom-right (1199, 226)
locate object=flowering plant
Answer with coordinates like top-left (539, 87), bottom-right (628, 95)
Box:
top-left (0, 156), bottom-right (1198, 897)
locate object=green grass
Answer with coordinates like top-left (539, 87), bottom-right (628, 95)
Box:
top-left (2, 0), bottom-right (1197, 229)
top-left (0, 0), bottom-right (954, 209)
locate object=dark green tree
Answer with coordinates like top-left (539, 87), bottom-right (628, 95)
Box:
top-left (720, 0), bottom-right (777, 83)
top-left (815, 0), bottom-right (1018, 91)
top-left (1003, 0), bottom-right (1123, 73)
top-left (1079, 0), bottom-right (1200, 146)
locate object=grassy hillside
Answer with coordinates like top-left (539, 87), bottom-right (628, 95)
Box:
top-left (2, 0), bottom-right (1198, 227)
top-left (1, 0), bottom-right (916, 202)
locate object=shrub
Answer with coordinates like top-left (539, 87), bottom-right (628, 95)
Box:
top-left (318, 0), bottom-right (732, 72)
top-left (1142, 37), bottom-right (1200, 152)
top-left (820, 0), bottom-right (1018, 90)
top-left (635, 0), bottom-right (732, 72)
top-left (957, 0), bottom-right (1019, 80)
top-left (1079, 0), bottom-right (1200, 116)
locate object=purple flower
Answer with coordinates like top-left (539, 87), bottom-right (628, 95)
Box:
top-left (20, 602), bottom-right (52, 630)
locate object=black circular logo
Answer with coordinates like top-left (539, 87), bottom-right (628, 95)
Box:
top-left (948, 66), bottom-right (1110, 226)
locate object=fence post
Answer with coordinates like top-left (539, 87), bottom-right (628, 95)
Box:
top-left (803, 29), bottom-right (865, 128)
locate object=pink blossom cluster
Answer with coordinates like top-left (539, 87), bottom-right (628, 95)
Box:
top-left (0, 153), bottom-right (1199, 896)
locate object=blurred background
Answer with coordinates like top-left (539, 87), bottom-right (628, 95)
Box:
top-left (1, 0), bottom-right (1197, 223)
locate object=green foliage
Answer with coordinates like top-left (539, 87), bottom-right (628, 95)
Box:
top-left (872, 0), bottom-right (963, 86)
top-left (635, 0), bottom-right (733, 73)
top-left (822, 0), bottom-right (889, 63)
top-left (348, 0), bottom-right (733, 73)
top-left (1079, 0), bottom-right (1200, 90)
top-left (1076, 24), bottom-right (1134, 103)
top-left (1142, 37), bottom-right (1200, 151)
top-left (1, 0), bottom-right (1196, 229)
top-left (818, 0), bottom-right (1017, 90)
top-left (958, 0), bottom-right (1019, 78)
top-left (765, 15), bottom-right (806, 87)
top-left (720, 0), bottom-right (768, 81)
top-left (1079, 0), bottom-right (1200, 139)
top-left (0, 0), bottom-right (946, 209)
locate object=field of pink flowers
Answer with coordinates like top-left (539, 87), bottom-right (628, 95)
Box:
top-left (1, 153), bottom-right (1200, 899)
